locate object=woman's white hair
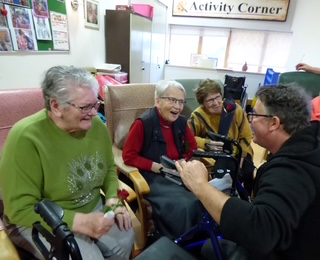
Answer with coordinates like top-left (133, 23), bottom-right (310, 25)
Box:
top-left (155, 80), bottom-right (186, 98)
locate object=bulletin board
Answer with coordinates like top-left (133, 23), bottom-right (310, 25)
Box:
top-left (0, 0), bottom-right (70, 52)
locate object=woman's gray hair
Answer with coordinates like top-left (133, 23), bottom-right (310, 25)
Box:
top-left (256, 84), bottom-right (312, 135)
top-left (41, 66), bottom-right (99, 111)
top-left (155, 80), bottom-right (186, 99)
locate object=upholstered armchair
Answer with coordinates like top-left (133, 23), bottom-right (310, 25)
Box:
top-left (0, 87), bottom-right (139, 258)
top-left (279, 71), bottom-right (320, 98)
top-left (0, 88), bottom-right (44, 259)
top-left (0, 88), bottom-right (44, 213)
top-left (104, 83), bottom-right (156, 250)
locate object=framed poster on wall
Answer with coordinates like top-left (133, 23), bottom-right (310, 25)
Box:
top-left (173, 0), bottom-right (290, 21)
top-left (0, 0), bottom-right (69, 52)
top-left (84, 0), bottom-right (99, 29)
top-left (4, 4), bottom-right (38, 50)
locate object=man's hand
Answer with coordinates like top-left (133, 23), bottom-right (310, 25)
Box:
top-left (175, 160), bottom-right (208, 194)
top-left (176, 159), bottom-right (230, 225)
top-left (73, 212), bottom-right (114, 239)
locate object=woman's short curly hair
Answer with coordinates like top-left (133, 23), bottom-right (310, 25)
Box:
top-left (194, 78), bottom-right (222, 104)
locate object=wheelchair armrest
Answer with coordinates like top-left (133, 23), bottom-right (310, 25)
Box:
top-left (241, 91), bottom-right (248, 110)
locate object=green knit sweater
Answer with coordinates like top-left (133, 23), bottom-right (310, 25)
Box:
top-left (0, 110), bottom-right (118, 230)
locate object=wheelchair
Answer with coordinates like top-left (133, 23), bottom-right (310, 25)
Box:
top-left (154, 132), bottom-right (251, 260)
top-left (224, 74), bottom-right (248, 110)
top-left (31, 132), bottom-right (252, 260)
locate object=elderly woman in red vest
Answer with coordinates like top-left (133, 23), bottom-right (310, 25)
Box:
top-left (123, 80), bottom-right (203, 240)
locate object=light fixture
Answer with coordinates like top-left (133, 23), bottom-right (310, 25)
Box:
top-left (71, 0), bottom-right (79, 11)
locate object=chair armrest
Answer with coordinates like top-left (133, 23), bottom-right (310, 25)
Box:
top-left (112, 146), bottom-right (150, 196)
top-left (118, 180), bottom-right (137, 202)
top-left (129, 170), bottom-right (150, 196)
top-left (0, 219), bottom-right (20, 260)
top-left (200, 157), bottom-right (215, 167)
top-left (112, 146), bottom-right (139, 175)
top-left (112, 146), bottom-right (151, 250)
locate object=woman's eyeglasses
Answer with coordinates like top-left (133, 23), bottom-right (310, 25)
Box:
top-left (204, 94), bottom-right (222, 104)
top-left (160, 97), bottom-right (186, 106)
top-left (67, 101), bottom-right (101, 114)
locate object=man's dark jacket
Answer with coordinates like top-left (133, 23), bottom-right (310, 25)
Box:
top-left (221, 121), bottom-right (320, 259)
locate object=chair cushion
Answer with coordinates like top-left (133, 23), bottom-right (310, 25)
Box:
top-left (104, 84), bottom-right (156, 149)
top-left (0, 88), bottom-right (43, 152)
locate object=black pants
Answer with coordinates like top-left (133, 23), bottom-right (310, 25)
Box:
top-left (201, 238), bottom-right (251, 260)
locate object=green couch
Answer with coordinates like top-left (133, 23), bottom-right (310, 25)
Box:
top-left (175, 78), bottom-right (224, 118)
top-left (279, 71), bottom-right (320, 98)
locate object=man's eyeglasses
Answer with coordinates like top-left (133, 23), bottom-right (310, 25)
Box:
top-left (204, 94), bottom-right (222, 104)
top-left (247, 112), bottom-right (274, 123)
top-left (160, 97), bottom-right (186, 106)
top-left (67, 101), bottom-right (101, 114)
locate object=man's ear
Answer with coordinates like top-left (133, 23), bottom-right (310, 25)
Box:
top-left (50, 99), bottom-right (63, 117)
top-left (270, 116), bottom-right (281, 131)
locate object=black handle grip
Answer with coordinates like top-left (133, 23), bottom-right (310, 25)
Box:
top-left (34, 200), bottom-right (64, 233)
top-left (160, 155), bottom-right (177, 169)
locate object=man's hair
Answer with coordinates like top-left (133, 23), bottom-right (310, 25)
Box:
top-left (194, 78), bottom-right (222, 104)
top-left (155, 80), bottom-right (186, 99)
top-left (41, 66), bottom-right (99, 111)
top-left (256, 84), bottom-right (312, 135)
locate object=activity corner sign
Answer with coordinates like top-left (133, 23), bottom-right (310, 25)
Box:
top-left (172, 0), bottom-right (290, 22)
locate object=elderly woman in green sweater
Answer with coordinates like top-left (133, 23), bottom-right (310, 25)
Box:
top-left (188, 78), bottom-right (254, 194)
top-left (0, 66), bottom-right (134, 259)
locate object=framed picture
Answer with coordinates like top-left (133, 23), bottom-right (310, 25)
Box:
top-left (190, 53), bottom-right (207, 67)
top-left (84, 0), bottom-right (99, 29)
top-left (3, 0), bottom-right (30, 8)
top-left (32, 0), bottom-right (49, 18)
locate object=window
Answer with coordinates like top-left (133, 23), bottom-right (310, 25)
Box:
top-left (169, 34), bottom-right (199, 66)
top-left (168, 25), bottom-right (292, 73)
top-left (169, 26), bottom-right (229, 68)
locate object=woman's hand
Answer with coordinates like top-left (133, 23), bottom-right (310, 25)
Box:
top-left (114, 205), bottom-right (132, 231)
top-left (205, 140), bottom-right (224, 151)
top-left (72, 212), bottom-right (114, 239)
top-left (151, 162), bottom-right (163, 173)
top-left (105, 197), bottom-right (132, 231)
